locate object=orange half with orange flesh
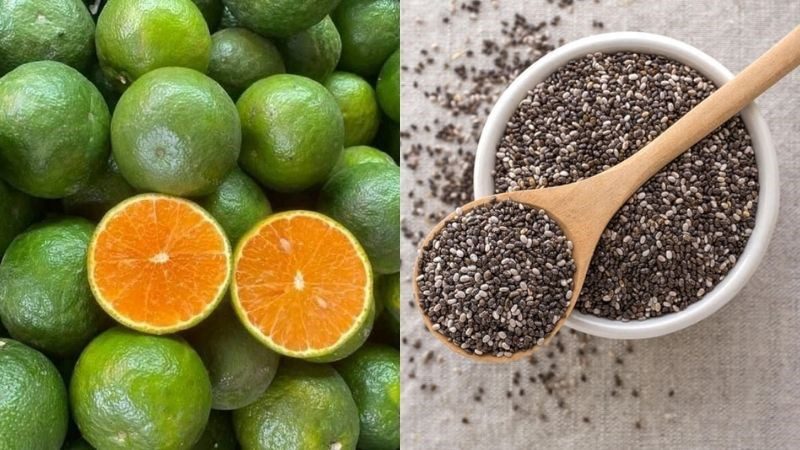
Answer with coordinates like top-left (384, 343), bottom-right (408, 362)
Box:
top-left (88, 194), bottom-right (231, 334)
top-left (232, 210), bottom-right (374, 362)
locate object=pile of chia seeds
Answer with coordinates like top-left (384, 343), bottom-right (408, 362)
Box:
top-left (494, 52), bottom-right (759, 320)
top-left (417, 200), bottom-right (575, 357)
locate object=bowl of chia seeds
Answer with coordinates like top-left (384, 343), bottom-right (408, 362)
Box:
top-left (474, 32), bottom-right (779, 339)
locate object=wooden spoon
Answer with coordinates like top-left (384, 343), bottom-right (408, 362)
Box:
top-left (413, 25), bottom-right (800, 362)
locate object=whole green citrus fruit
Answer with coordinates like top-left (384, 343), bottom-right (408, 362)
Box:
top-left (224, 0), bottom-right (340, 38)
top-left (0, 61), bottom-right (110, 199)
top-left (324, 72), bottom-right (381, 146)
top-left (238, 74), bottom-right (344, 192)
top-left (0, 0), bottom-right (95, 74)
top-left (277, 16), bottom-right (341, 82)
top-left (198, 167), bottom-right (272, 244)
top-left (332, 0), bottom-right (399, 77)
top-left (318, 162), bottom-right (400, 274)
top-left (0, 180), bottom-right (41, 255)
top-left (96, 0), bottom-right (212, 89)
top-left (208, 28), bottom-right (285, 99)
top-left (233, 359), bottom-right (360, 450)
top-left (71, 328), bottom-right (212, 450)
top-left (0, 218), bottom-right (108, 357)
top-left (335, 344), bottom-right (400, 450)
top-left (62, 156), bottom-right (137, 222)
top-left (376, 49), bottom-right (400, 122)
top-left (184, 301), bottom-right (280, 410)
top-left (112, 67), bottom-right (241, 196)
top-left (0, 339), bottom-right (69, 449)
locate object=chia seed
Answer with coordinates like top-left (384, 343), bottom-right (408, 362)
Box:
top-left (494, 52), bottom-right (758, 320)
top-left (416, 200), bottom-right (575, 356)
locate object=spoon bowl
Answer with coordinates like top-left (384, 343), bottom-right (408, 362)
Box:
top-left (414, 27), bottom-right (799, 361)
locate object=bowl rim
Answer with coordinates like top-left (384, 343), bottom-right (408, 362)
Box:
top-left (473, 31), bottom-right (780, 339)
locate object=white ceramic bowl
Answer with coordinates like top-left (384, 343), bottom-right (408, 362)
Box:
top-left (474, 32), bottom-right (779, 339)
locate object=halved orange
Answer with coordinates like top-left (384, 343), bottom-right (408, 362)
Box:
top-left (232, 210), bottom-right (374, 362)
top-left (88, 194), bottom-right (231, 334)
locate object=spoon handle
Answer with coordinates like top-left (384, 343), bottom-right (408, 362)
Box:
top-left (611, 24), bottom-right (800, 191)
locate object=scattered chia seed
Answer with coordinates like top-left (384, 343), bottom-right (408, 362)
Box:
top-left (494, 52), bottom-right (758, 320)
top-left (417, 200), bottom-right (575, 357)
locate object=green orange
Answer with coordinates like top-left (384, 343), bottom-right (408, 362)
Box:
top-left (332, 145), bottom-right (395, 177)
top-left (0, 61), bottom-right (110, 199)
top-left (111, 67), bottom-right (241, 196)
top-left (198, 167), bottom-right (272, 245)
top-left (324, 72), bottom-right (381, 146)
top-left (318, 162), bottom-right (400, 274)
top-left (233, 359), bottom-right (360, 450)
top-left (332, 0), bottom-right (399, 77)
top-left (0, 339), bottom-right (69, 449)
top-left (224, 0), bottom-right (340, 38)
top-left (0, 218), bottom-right (108, 357)
top-left (238, 74), bottom-right (344, 192)
top-left (335, 344), bottom-right (400, 450)
top-left (376, 49), bottom-right (400, 122)
top-left (184, 301), bottom-right (280, 410)
top-left (0, 0), bottom-right (95, 74)
top-left (277, 16), bottom-right (342, 82)
top-left (96, 0), bottom-right (211, 89)
top-left (71, 328), bottom-right (212, 450)
top-left (208, 28), bottom-right (285, 99)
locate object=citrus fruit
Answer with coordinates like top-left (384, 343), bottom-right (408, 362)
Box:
top-left (0, 179), bottom-right (41, 255)
top-left (0, 61), bottom-right (110, 198)
top-left (332, 145), bottom-right (395, 177)
top-left (0, 0), bottom-right (95, 74)
top-left (331, 0), bottom-right (399, 77)
top-left (193, 0), bottom-right (224, 30)
top-left (193, 410), bottom-right (237, 450)
top-left (208, 28), bottom-right (285, 99)
top-left (334, 344), bottom-right (399, 450)
top-left (184, 301), bottom-right (280, 410)
top-left (277, 16), bottom-right (341, 82)
top-left (0, 218), bottom-right (108, 357)
top-left (233, 359), bottom-right (360, 450)
top-left (376, 272), bottom-right (400, 335)
top-left (224, 0), bottom-right (340, 38)
top-left (0, 339), bottom-right (69, 449)
top-left (71, 327), bottom-right (212, 450)
top-left (376, 49), bottom-right (400, 123)
top-left (232, 210), bottom-right (374, 362)
top-left (238, 74), bottom-right (344, 192)
top-left (95, 0), bottom-right (211, 89)
top-left (324, 72), bottom-right (381, 146)
top-left (372, 117), bottom-right (400, 163)
top-left (318, 163), bottom-right (400, 274)
top-left (88, 194), bottom-right (231, 334)
top-left (198, 167), bottom-right (273, 245)
top-left (111, 67), bottom-right (241, 196)
top-left (62, 156), bottom-right (137, 221)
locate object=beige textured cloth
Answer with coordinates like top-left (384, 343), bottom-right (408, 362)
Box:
top-left (400, 1), bottom-right (800, 448)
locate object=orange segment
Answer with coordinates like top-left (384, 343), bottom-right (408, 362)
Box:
top-left (88, 194), bottom-right (231, 334)
top-left (232, 211), bottom-right (373, 361)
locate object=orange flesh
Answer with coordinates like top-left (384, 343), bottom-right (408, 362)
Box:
top-left (235, 214), bottom-right (369, 352)
top-left (90, 197), bottom-right (229, 328)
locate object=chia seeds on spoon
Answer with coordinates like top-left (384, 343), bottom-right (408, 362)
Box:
top-left (494, 52), bottom-right (758, 321)
top-left (416, 199), bottom-right (576, 357)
